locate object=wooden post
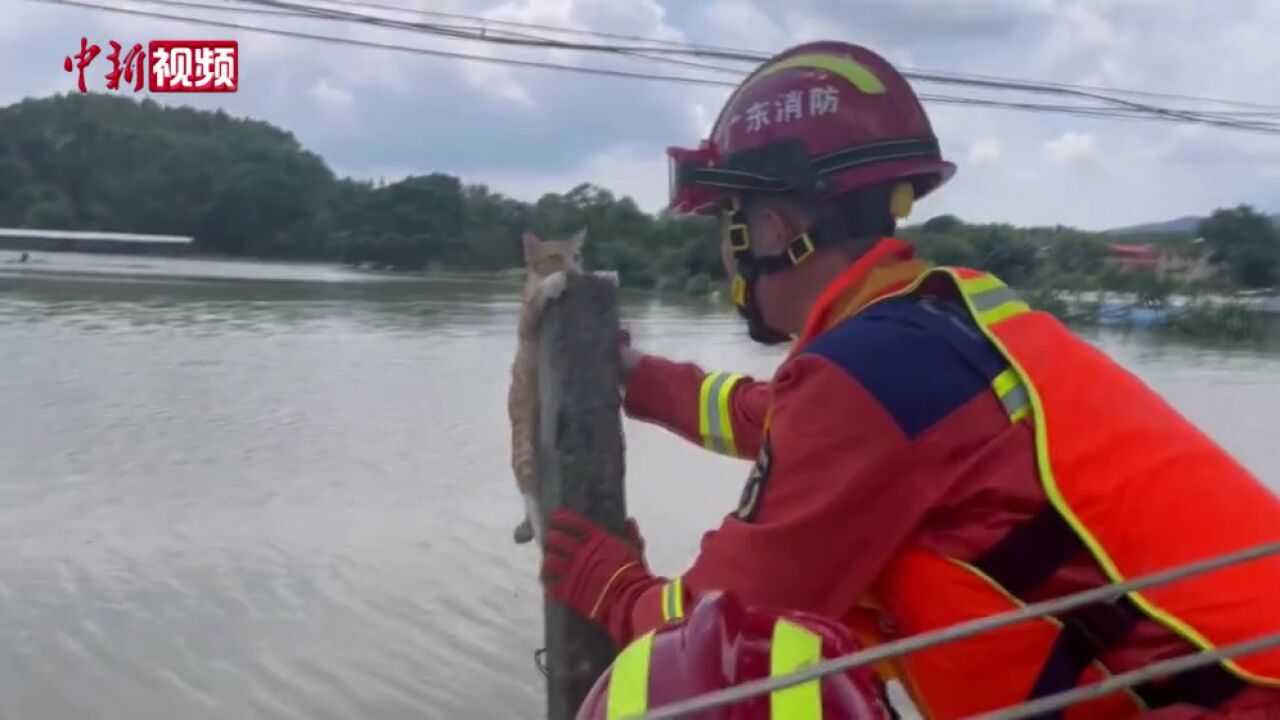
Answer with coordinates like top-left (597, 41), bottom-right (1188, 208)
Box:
top-left (537, 272), bottom-right (628, 720)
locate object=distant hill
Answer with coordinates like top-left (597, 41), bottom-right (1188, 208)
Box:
top-left (1109, 213), bottom-right (1280, 237)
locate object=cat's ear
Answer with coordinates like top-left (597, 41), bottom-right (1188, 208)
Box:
top-left (569, 226), bottom-right (587, 253)
top-left (522, 231), bottom-right (542, 265)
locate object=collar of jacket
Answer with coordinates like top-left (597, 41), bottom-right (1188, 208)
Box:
top-left (792, 237), bottom-right (930, 353)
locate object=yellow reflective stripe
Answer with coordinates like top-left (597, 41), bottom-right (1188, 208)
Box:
top-left (715, 374), bottom-right (741, 457)
top-left (660, 577), bottom-right (685, 622)
top-left (954, 273), bottom-right (1033, 326)
top-left (697, 372), bottom-right (718, 447)
top-left (606, 631), bottom-right (654, 720)
top-left (992, 366), bottom-right (1019, 396)
top-left (957, 272), bottom-right (1005, 295)
top-left (698, 371), bottom-right (744, 457)
top-left (992, 368), bottom-right (1031, 423)
top-left (755, 53), bottom-right (886, 95)
top-left (980, 298), bottom-right (1032, 325)
top-left (770, 620), bottom-right (823, 720)
top-left (971, 290), bottom-right (1030, 324)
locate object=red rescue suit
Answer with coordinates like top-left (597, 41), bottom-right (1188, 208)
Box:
top-left (621, 238), bottom-right (1280, 718)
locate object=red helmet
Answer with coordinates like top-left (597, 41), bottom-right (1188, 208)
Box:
top-left (576, 592), bottom-right (893, 720)
top-left (667, 40), bottom-right (955, 216)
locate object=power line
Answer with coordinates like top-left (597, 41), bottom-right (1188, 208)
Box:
top-left (115, 0), bottom-right (301, 17)
top-left (32, 0), bottom-right (1280, 135)
top-left (976, 631), bottom-right (1280, 720)
top-left (896, 66), bottom-right (1280, 114)
top-left (915, 96), bottom-right (1268, 126)
top-left (639, 541), bottom-right (1280, 719)
top-left (231, 0), bottom-right (765, 62)
top-left (315, 0), bottom-right (769, 55)
top-left (85, 0), bottom-right (755, 78)
top-left (256, 0), bottom-right (755, 78)
top-left (307, 0), bottom-right (1280, 114)
top-left (32, 0), bottom-right (738, 87)
top-left (61, 0), bottom-right (1280, 124)
top-left (224, 0), bottom-right (1280, 133)
top-left (131, 0), bottom-right (1280, 117)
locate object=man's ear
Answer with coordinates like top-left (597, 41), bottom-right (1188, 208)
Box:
top-left (752, 206), bottom-right (794, 256)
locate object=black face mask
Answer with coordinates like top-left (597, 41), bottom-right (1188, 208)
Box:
top-left (724, 199), bottom-right (817, 347)
top-left (731, 269), bottom-right (792, 345)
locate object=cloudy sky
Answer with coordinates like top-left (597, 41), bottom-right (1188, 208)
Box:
top-left (3, 0), bottom-right (1280, 230)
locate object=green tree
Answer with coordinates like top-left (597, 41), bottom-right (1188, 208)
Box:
top-left (1129, 269), bottom-right (1175, 307)
top-left (922, 214), bottom-right (964, 234)
top-left (1198, 205), bottom-right (1280, 288)
top-left (915, 232), bottom-right (977, 267)
top-left (966, 224), bottom-right (1038, 285)
top-left (3, 93), bottom-right (1271, 298)
top-left (1047, 232), bottom-right (1107, 276)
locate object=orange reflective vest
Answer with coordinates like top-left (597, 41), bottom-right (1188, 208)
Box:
top-left (847, 267), bottom-right (1280, 719)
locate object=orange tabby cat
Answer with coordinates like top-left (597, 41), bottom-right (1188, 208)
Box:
top-left (509, 228), bottom-right (585, 545)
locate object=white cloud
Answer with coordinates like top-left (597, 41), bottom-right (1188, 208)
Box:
top-left (968, 138), bottom-right (1003, 165)
top-left (452, 0), bottom-right (689, 108)
top-left (698, 1), bottom-right (788, 51)
top-left (1045, 131), bottom-right (1097, 164)
top-left (471, 142), bottom-right (670, 210)
top-left (462, 60), bottom-right (537, 107)
top-left (310, 78), bottom-right (354, 108)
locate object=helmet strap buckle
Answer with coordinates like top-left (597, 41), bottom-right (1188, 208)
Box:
top-left (786, 233), bottom-right (816, 265)
top-left (728, 222), bottom-right (751, 253)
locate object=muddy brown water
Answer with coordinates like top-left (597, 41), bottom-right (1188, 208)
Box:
top-left (2, 252), bottom-right (1277, 719)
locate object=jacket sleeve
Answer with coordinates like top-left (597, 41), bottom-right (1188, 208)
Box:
top-left (621, 354), bottom-right (770, 460)
top-left (623, 352), bottom-right (959, 636)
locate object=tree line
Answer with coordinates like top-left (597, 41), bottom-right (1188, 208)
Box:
top-left (2, 94), bottom-right (1276, 293)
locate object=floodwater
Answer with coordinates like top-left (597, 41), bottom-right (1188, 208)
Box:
top-left (1, 251), bottom-right (1277, 720)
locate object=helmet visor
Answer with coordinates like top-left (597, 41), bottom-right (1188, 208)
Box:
top-left (665, 145), bottom-right (723, 216)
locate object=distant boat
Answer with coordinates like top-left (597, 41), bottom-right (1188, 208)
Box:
top-left (1097, 302), bottom-right (1170, 327)
top-left (1255, 294), bottom-right (1280, 314)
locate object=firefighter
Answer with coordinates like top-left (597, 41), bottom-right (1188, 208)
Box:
top-left (542, 40), bottom-right (1280, 719)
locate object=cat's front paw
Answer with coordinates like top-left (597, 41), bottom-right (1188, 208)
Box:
top-left (539, 271), bottom-right (568, 299)
top-left (593, 270), bottom-right (620, 286)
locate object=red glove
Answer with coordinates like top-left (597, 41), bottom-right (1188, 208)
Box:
top-left (542, 509), bottom-right (663, 647)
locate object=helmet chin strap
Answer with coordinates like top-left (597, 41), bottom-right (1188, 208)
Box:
top-left (724, 197), bottom-right (843, 346)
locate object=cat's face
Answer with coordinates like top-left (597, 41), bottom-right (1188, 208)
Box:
top-left (523, 229), bottom-right (585, 278)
